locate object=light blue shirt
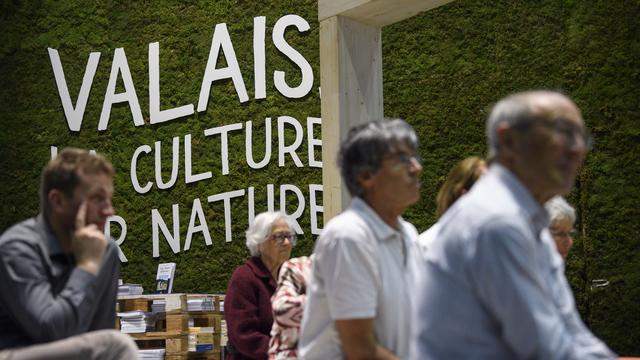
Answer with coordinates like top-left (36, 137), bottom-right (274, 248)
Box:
top-left (410, 164), bottom-right (615, 359)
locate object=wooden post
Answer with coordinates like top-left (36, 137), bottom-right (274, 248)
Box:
top-left (318, 0), bottom-right (454, 222)
top-left (320, 16), bottom-right (383, 222)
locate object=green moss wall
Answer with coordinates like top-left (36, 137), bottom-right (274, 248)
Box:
top-left (1, 0), bottom-right (638, 355)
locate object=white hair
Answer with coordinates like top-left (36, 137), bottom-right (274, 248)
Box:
top-left (545, 196), bottom-right (576, 224)
top-left (245, 211), bottom-right (294, 256)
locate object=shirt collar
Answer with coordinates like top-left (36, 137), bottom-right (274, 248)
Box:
top-left (491, 163), bottom-right (550, 233)
top-left (351, 197), bottom-right (402, 242)
top-left (246, 256), bottom-right (273, 279)
top-left (36, 214), bottom-right (65, 256)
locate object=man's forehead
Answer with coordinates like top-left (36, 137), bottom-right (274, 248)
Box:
top-left (77, 172), bottom-right (113, 191)
top-left (388, 142), bottom-right (416, 154)
top-left (530, 93), bottom-right (583, 125)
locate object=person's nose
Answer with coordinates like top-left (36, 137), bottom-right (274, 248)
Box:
top-left (568, 130), bottom-right (588, 155)
top-left (102, 199), bottom-right (115, 217)
top-left (282, 237), bottom-right (292, 248)
top-left (567, 234), bottom-right (574, 248)
top-left (565, 134), bottom-right (587, 168)
top-left (409, 156), bottom-right (423, 174)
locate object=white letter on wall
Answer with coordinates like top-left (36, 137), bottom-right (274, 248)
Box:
top-left (278, 116), bottom-right (304, 167)
top-left (272, 15), bottom-right (313, 98)
top-left (309, 184), bottom-right (324, 235)
top-left (48, 48), bottom-right (100, 132)
top-left (105, 215), bottom-right (128, 262)
top-left (204, 123), bottom-right (243, 175)
top-left (184, 198), bottom-right (212, 251)
top-left (99, 48), bottom-right (144, 131)
top-left (155, 136), bottom-right (180, 190)
top-left (149, 42), bottom-right (194, 124)
top-left (198, 23), bottom-right (249, 111)
top-left (208, 189), bottom-right (246, 243)
top-left (280, 184), bottom-right (304, 234)
top-left (185, 134), bottom-right (212, 184)
top-left (247, 186), bottom-right (256, 225)
top-left (247, 184), bottom-right (276, 225)
top-left (151, 204), bottom-right (181, 257)
top-left (131, 144), bottom-right (153, 194)
top-left (245, 118), bottom-right (272, 169)
top-left (253, 16), bottom-right (266, 99)
top-left (307, 117), bottom-right (322, 168)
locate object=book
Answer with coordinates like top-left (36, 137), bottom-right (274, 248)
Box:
top-left (188, 327), bottom-right (214, 352)
top-left (155, 262), bottom-right (176, 294)
top-left (138, 348), bottom-right (165, 360)
top-left (118, 283), bottom-right (143, 296)
top-left (117, 311), bottom-right (156, 333)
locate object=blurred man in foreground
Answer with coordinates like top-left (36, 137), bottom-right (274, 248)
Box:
top-left (0, 148), bottom-right (137, 360)
top-left (411, 91), bottom-right (615, 359)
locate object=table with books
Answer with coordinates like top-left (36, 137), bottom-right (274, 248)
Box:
top-left (116, 293), bottom-right (226, 360)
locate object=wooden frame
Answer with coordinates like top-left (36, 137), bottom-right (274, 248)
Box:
top-left (319, 0), bottom-right (455, 221)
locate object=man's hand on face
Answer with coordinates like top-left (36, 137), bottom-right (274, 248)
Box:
top-left (73, 201), bottom-right (107, 275)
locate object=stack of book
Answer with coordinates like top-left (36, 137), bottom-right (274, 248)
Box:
top-left (118, 284), bottom-right (143, 296)
top-left (220, 319), bottom-right (228, 347)
top-left (137, 348), bottom-right (165, 359)
top-left (150, 299), bottom-right (166, 313)
top-left (187, 297), bottom-right (215, 312)
top-left (188, 327), bottom-right (214, 352)
top-left (117, 311), bottom-right (155, 333)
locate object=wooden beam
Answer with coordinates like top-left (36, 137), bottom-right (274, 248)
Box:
top-left (317, 0), bottom-right (455, 221)
top-left (320, 16), bottom-right (383, 222)
top-left (319, 0), bottom-right (455, 27)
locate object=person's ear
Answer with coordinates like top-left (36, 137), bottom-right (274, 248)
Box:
top-left (496, 123), bottom-right (518, 156)
top-left (48, 189), bottom-right (67, 215)
top-left (358, 171), bottom-right (375, 192)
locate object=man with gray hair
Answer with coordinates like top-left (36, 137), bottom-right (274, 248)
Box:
top-left (0, 148), bottom-right (137, 360)
top-left (299, 119), bottom-right (423, 359)
top-left (410, 91), bottom-right (615, 359)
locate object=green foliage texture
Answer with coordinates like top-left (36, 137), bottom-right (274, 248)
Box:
top-left (0, 0), bottom-right (638, 355)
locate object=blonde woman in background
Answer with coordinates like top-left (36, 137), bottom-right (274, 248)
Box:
top-left (418, 156), bottom-right (487, 254)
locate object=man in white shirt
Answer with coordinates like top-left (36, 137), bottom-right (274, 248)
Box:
top-left (299, 119), bottom-right (423, 360)
top-left (410, 91), bottom-right (615, 359)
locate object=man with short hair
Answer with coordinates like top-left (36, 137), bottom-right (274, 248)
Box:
top-left (0, 148), bottom-right (137, 360)
top-left (299, 119), bottom-right (423, 360)
top-left (410, 91), bottom-right (615, 359)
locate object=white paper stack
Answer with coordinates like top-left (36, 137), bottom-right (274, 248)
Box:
top-left (137, 348), bottom-right (165, 359)
top-left (220, 319), bottom-right (228, 346)
top-left (118, 284), bottom-right (143, 296)
top-left (151, 299), bottom-right (166, 313)
top-left (187, 298), bottom-right (214, 312)
top-left (117, 311), bottom-right (155, 333)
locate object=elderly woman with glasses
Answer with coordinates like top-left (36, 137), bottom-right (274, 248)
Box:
top-left (545, 196), bottom-right (577, 260)
top-left (225, 211), bottom-right (296, 360)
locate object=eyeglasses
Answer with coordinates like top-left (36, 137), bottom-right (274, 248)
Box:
top-left (542, 120), bottom-right (593, 151)
top-left (515, 119), bottom-right (593, 151)
top-left (387, 153), bottom-right (423, 167)
top-left (270, 232), bottom-right (297, 245)
top-left (550, 229), bottom-right (577, 238)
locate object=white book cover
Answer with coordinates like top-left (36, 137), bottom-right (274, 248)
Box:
top-left (155, 262), bottom-right (176, 294)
